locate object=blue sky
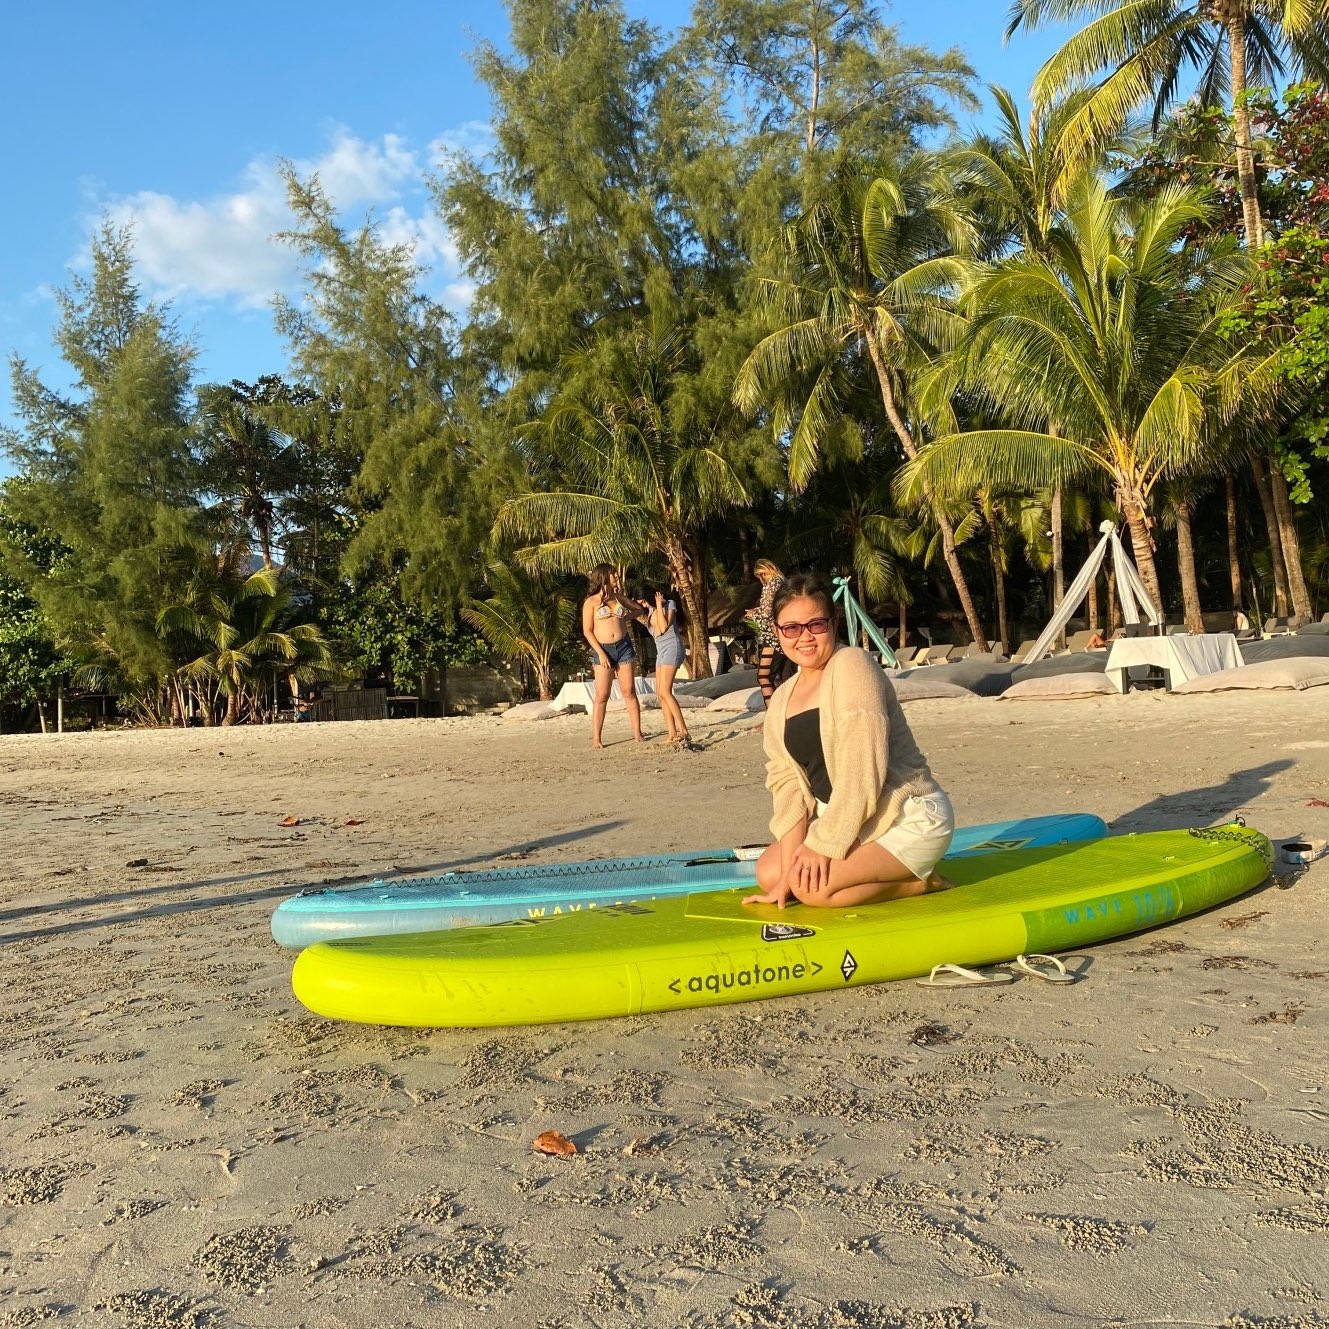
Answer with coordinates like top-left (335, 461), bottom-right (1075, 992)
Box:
top-left (0, 1), bottom-right (1073, 474)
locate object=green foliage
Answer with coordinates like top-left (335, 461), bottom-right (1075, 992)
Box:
top-left (461, 563), bottom-right (578, 699)
top-left (1008, 0), bottom-right (1329, 175)
top-left (158, 553), bottom-right (337, 725)
top-left (903, 174), bottom-right (1271, 600)
top-left (196, 376), bottom-right (302, 568)
top-left (0, 574), bottom-right (68, 706)
top-left (2, 225), bottom-right (205, 705)
top-left (1147, 83), bottom-right (1329, 499)
top-left (326, 577), bottom-right (488, 693)
top-left (275, 172), bottom-right (503, 612)
top-left (685, 0), bottom-right (975, 164)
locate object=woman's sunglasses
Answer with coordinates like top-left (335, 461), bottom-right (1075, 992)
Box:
top-left (776, 617), bottom-right (831, 640)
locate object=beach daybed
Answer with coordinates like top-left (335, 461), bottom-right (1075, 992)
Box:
top-left (1171, 657), bottom-right (1329, 694)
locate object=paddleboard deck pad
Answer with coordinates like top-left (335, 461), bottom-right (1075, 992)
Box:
top-left (272, 812), bottom-right (1108, 947)
top-left (291, 824), bottom-right (1270, 1028)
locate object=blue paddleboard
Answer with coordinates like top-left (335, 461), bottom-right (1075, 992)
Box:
top-left (271, 812), bottom-right (1108, 948)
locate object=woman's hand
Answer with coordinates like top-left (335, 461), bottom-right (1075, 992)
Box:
top-left (742, 879), bottom-right (794, 908)
top-left (787, 844), bottom-right (832, 899)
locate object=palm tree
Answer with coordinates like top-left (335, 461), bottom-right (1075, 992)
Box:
top-left (198, 382), bottom-right (298, 569)
top-left (496, 323), bottom-right (752, 677)
top-left (461, 563), bottom-right (578, 701)
top-left (901, 175), bottom-right (1272, 608)
top-left (159, 555), bottom-right (335, 725)
top-left (735, 152), bottom-right (990, 647)
top-left (1008, 0), bottom-right (1329, 248)
top-left (955, 84), bottom-right (1139, 255)
top-left (783, 447), bottom-right (924, 640)
top-left (953, 86), bottom-right (1141, 617)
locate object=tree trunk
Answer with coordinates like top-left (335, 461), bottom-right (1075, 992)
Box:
top-left (1123, 503), bottom-right (1164, 613)
top-left (1087, 562), bottom-right (1100, 633)
top-left (987, 518), bottom-right (1009, 654)
top-left (1107, 564), bottom-right (1119, 630)
top-left (223, 689), bottom-right (240, 727)
top-left (898, 600), bottom-right (907, 649)
top-left (1173, 495), bottom-right (1204, 633)
top-left (864, 331), bottom-right (988, 648)
top-left (1225, 473), bottom-right (1243, 611)
top-left (1226, 11), bottom-right (1265, 249)
top-left (738, 526), bottom-right (753, 583)
top-left (1051, 487), bottom-right (1065, 606)
top-left (1268, 463), bottom-right (1313, 621)
top-left (1051, 486), bottom-right (1065, 648)
top-left (1249, 453), bottom-right (1290, 616)
top-left (665, 531), bottom-right (711, 679)
top-left (535, 659), bottom-right (553, 701)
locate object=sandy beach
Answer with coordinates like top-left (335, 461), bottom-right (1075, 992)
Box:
top-left (2, 692), bottom-right (1327, 1328)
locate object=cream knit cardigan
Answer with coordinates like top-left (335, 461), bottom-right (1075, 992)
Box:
top-left (765, 646), bottom-right (940, 859)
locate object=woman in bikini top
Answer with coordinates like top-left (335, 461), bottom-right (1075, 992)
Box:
top-left (580, 564), bottom-right (647, 749)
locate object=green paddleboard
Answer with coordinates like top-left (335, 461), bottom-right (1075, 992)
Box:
top-left (291, 826), bottom-right (1271, 1028)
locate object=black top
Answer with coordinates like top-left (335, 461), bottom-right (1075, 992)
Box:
top-left (783, 707), bottom-right (833, 803)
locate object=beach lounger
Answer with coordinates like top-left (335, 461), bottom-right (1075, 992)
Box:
top-left (1010, 639), bottom-right (1039, 663)
top-left (927, 645), bottom-right (959, 665)
top-left (1064, 629), bottom-right (1094, 653)
top-left (1263, 617), bottom-right (1298, 637)
top-left (893, 646), bottom-right (922, 667)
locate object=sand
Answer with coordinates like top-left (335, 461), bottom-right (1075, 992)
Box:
top-left (1, 690), bottom-right (1327, 1328)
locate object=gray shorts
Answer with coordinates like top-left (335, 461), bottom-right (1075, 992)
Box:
top-left (654, 638), bottom-right (686, 669)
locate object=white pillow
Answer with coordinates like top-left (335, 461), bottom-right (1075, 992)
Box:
top-left (1000, 673), bottom-right (1119, 700)
top-left (890, 677), bottom-right (976, 701)
top-left (502, 700), bottom-right (564, 721)
top-left (707, 687), bottom-right (764, 712)
top-left (1172, 658), bottom-right (1329, 693)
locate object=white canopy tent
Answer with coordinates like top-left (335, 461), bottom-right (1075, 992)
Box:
top-left (1023, 520), bottom-right (1162, 666)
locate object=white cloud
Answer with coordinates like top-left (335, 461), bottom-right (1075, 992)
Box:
top-left (427, 120), bottom-right (496, 164)
top-left (89, 128), bottom-right (476, 312)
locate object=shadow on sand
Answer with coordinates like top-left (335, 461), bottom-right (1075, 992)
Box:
top-left (0, 819), bottom-right (630, 944)
top-left (1109, 760), bottom-right (1294, 835)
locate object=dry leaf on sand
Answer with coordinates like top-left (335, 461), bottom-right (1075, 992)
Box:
top-left (533, 1130), bottom-right (576, 1157)
top-left (279, 815), bottom-right (302, 827)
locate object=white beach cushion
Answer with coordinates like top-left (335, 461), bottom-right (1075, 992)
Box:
top-left (502, 700), bottom-right (564, 721)
top-left (1000, 673), bottom-right (1119, 700)
top-left (1172, 658), bottom-right (1329, 693)
top-left (707, 688), bottom-right (764, 712)
top-left (889, 677), bottom-right (976, 701)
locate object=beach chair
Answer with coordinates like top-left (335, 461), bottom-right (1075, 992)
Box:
top-left (1009, 639), bottom-right (1039, 663)
top-left (1263, 616), bottom-right (1295, 637)
top-left (1064, 629), bottom-right (1094, 653)
top-left (927, 645), bottom-right (959, 665)
top-left (1167, 624), bottom-right (1188, 635)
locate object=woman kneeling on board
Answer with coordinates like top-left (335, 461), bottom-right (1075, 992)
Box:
top-left (744, 572), bottom-right (955, 909)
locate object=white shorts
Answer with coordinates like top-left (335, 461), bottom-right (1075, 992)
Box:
top-left (814, 790), bottom-right (956, 879)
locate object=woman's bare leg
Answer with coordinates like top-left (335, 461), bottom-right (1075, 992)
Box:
top-left (790, 839), bottom-right (952, 908)
top-left (655, 664), bottom-right (688, 741)
top-left (617, 662), bottom-right (645, 741)
top-left (756, 645), bottom-right (781, 705)
top-left (591, 664), bottom-right (613, 749)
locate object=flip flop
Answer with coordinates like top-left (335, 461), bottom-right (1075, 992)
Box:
top-left (1012, 953), bottom-right (1075, 984)
top-left (915, 963), bottom-right (1014, 988)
